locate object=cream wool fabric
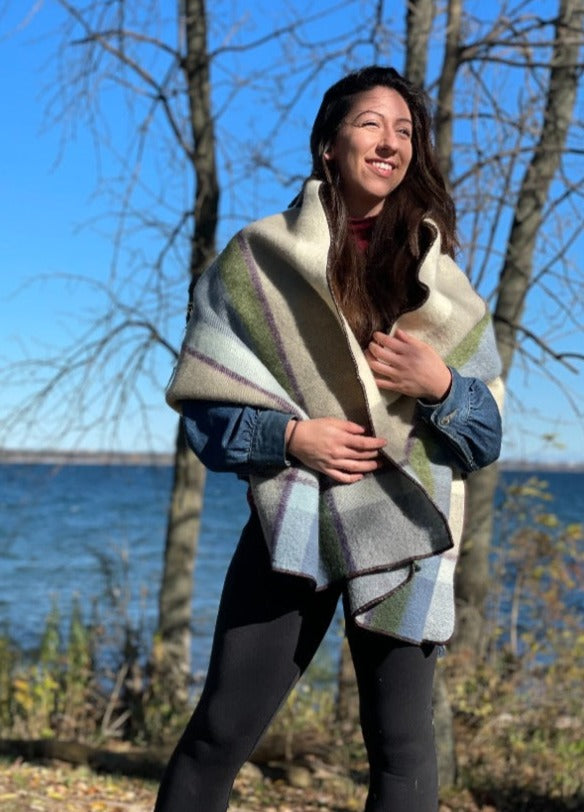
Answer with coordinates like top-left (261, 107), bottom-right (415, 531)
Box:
top-left (167, 180), bottom-right (503, 644)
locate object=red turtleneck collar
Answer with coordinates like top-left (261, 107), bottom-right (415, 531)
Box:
top-left (348, 216), bottom-right (377, 252)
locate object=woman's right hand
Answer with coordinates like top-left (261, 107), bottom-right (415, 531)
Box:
top-left (285, 418), bottom-right (386, 484)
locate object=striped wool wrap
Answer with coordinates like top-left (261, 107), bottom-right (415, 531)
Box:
top-left (167, 180), bottom-right (504, 644)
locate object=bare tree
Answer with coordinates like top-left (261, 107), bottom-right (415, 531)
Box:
top-left (153, 0), bottom-right (217, 708)
top-left (432, 0), bottom-right (584, 655)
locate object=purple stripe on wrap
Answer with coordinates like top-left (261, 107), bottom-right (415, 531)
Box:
top-left (323, 488), bottom-right (358, 572)
top-left (270, 467), bottom-right (319, 560)
top-left (237, 233), bottom-right (307, 411)
top-left (182, 346), bottom-right (300, 415)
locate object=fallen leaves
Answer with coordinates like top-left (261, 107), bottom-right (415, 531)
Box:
top-left (0, 759), bottom-right (157, 811)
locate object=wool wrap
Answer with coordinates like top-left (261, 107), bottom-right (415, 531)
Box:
top-left (167, 180), bottom-right (504, 644)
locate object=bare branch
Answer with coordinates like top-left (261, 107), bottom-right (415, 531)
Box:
top-left (493, 314), bottom-right (583, 372)
top-left (57, 0), bottom-right (193, 160)
top-left (208, 2), bottom-right (354, 58)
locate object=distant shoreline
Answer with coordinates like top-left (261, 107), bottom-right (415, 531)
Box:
top-left (1, 447), bottom-right (582, 473)
top-left (0, 448), bottom-right (174, 466)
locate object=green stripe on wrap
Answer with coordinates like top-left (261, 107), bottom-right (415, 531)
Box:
top-left (218, 238), bottom-right (295, 395)
top-left (445, 309), bottom-right (490, 368)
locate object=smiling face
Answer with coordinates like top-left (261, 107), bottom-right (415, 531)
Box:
top-left (325, 86), bottom-right (413, 218)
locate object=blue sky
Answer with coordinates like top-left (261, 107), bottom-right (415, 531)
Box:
top-left (1, 1), bottom-right (582, 464)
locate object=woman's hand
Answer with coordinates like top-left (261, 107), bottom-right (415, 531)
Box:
top-left (365, 328), bottom-right (452, 401)
top-left (285, 417), bottom-right (386, 484)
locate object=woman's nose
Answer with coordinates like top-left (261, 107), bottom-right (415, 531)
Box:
top-left (377, 129), bottom-right (397, 152)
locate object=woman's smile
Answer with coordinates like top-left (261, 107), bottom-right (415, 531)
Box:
top-left (367, 158), bottom-right (398, 176)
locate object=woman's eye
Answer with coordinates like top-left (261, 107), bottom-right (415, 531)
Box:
top-left (353, 118), bottom-right (380, 127)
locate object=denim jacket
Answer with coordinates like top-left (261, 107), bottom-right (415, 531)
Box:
top-left (182, 367), bottom-right (502, 477)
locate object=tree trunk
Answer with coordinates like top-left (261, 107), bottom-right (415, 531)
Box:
top-left (452, 463), bottom-right (499, 655)
top-left (493, 0), bottom-right (584, 377)
top-left (154, 0), bottom-right (219, 708)
top-left (433, 666), bottom-right (457, 788)
top-left (435, 0), bottom-right (462, 184)
top-left (404, 0), bottom-right (436, 87)
top-left (155, 421), bottom-right (206, 709)
top-left (335, 635), bottom-right (360, 731)
top-left (183, 0), bottom-right (220, 288)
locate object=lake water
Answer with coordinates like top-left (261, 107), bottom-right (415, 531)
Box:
top-left (1, 463), bottom-right (582, 677)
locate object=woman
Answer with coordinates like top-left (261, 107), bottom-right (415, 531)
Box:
top-left (156, 65), bottom-right (503, 812)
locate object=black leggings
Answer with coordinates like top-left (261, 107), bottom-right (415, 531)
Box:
top-left (155, 512), bottom-right (438, 812)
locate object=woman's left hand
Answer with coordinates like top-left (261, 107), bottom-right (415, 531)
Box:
top-left (365, 328), bottom-right (452, 402)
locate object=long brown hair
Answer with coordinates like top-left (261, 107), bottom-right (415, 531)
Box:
top-left (308, 66), bottom-right (457, 346)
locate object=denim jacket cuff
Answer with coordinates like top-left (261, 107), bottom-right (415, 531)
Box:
top-left (415, 368), bottom-right (502, 473)
top-left (250, 410), bottom-right (295, 468)
top-left (416, 367), bottom-right (468, 426)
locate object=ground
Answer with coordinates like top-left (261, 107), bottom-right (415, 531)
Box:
top-left (0, 754), bottom-right (560, 812)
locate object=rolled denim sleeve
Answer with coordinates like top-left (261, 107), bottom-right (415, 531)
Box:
top-left (181, 400), bottom-right (294, 474)
top-left (416, 368), bottom-right (502, 474)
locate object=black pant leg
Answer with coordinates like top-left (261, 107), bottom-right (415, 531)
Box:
top-left (346, 616), bottom-right (439, 812)
top-left (155, 510), bottom-right (340, 812)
